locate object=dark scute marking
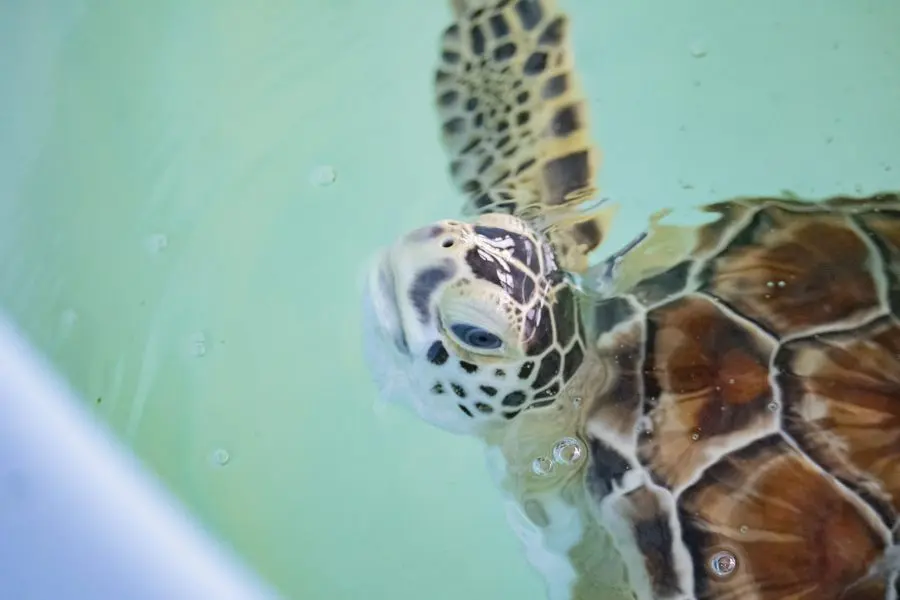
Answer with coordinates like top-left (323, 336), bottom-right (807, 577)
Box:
top-left (586, 436), bottom-right (631, 500)
top-left (552, 286), bottom-right (577, 347)
top-left (474, 402), bottom-right (493, 414)
top-left (459, 361), bottom-right (479, 374)
top-left (542, 73), bottom-right (568, 99)
top-left (458, 404), bottom-right (474, 417)
top-left (593, 296), bottom-right (637, 331)
top-left (431, 382), bottom-right (444, 394)
top-left (523, 51), bottom-right (548, 76)
top-left (542, 151), bottom-right (590, 205)
top-left (427, 341), bottom-right (449, 365)
top-left (518, 361), bottom-right (535, 380)
top-left (629, 493), bottom-right (682, 597)
top-left (531, 397), bottom-right (555, 408)
top-left (473, 226), bottom-right (541, 273)
top-left (494, 42), bottom-right (517, 62)
top-left (409, 263), bottom-right (455, 323)
top-left (491, 170), bottom-right (511, 187)
top-left (462, 180), bottom-right (481, 194)
top-left (573, 219), bottom-right (602, 251)
top-left (469, 25), bottom-right (486, 56)
top-left (516, 111), bottom-right (531, 127)
top-left (442, 117), bottom-right (465, 136)
top-left (451, 383), bottom-right (467, 398)
top-left (489, 14), bottom-right (510, 37)
top-left (516, 156), bottom-right (536, 175)
top-left (503, 410), bottom-right (521, 419)
top-left (495, 368), bottom-right (506, 377)
top-left (465, 97), bottom-right (479, 111)
top-left (514, 0), bottom-right (543, 30)
top-left (497, 120), bottom-right (510, 133)
top-left (563, 343), bottom-right (584, 381)
top-left (538, 16), bottom-right (565, 46)
top-left (502, 390), bottom-right (527, 407)
top-left (474, 112), bottom-right (484, 128)
top-left (550, 105), bottom-right (579, 137)
top-left (641, 314), bottom-right (662, 414)
top-left (477, 155), bottom-right (494, 175)
top-left (497, 135), bottom-right (512, 149)
top-left (474, 193), bottom-right (491, 209)
top-left (479, 385), bottom-right (498, 396)
top-left (444, 24), bottom-right (459, 38)
top-left (434, 69), bottom-right (451, 84)
top-left (516, 91), bottom-right (529, 104)
top-left (524, 304), bottom-right (554, 356)
top-left (438, 90), bottom-right (458, 107)
top-left (631, 260), bottom-right (693, 306)
top-left (461, 137), bottom-right (480, 154)
top-left (534, 381), bottom-right (559, 400)
top-left (442, 50), bottom-right (461, 64)
top-left (464, 247), bottom-right (532, 304)
top-left (532, 349), bottom-right (561, 389)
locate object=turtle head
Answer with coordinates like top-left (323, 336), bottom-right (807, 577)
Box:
top-left (362, 213), bottom-right (588, 437)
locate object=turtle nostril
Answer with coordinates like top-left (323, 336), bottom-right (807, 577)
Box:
top-left (442, 238), bottom-right (455, 248)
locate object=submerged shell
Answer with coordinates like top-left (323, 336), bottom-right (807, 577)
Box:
top-left (584, 193), bottom-right (900, 600)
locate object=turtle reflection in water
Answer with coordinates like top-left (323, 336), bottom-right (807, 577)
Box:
top-left (361, 1), bottom-right (900, 598)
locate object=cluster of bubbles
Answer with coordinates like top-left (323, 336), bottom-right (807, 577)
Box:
top-left (531, 436), bottom-right (586, 476)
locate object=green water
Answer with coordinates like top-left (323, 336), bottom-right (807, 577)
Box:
top-left (1, 1), bottom-right (897, 599)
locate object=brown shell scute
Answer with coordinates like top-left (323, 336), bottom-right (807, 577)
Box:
top-left (777, 315), bottom-right (900, 528)
top-left (638, 294), bottom-right (778, 492)
top-left (699, 205), bottom-right (883, 339)
top-left (679, 435), bottom-right (888, 600)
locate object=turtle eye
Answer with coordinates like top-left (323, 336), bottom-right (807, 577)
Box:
top-left (450, 323), bottom-right (503, 350)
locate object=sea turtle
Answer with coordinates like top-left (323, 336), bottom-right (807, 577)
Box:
top-left (360, 0), bottom-right (900, 598)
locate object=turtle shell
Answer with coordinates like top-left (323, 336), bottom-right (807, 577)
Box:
top-left (583, 193), bottom-right (900, 600)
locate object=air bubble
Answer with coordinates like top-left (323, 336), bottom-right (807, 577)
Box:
top-left (739, 525), bottom-right (749, 534)
top-left (552, 437), bottom-right (585, 465)
top-left (689, 41), bottom-right (708, 58)
top-left (310, 165), bottom-right (337, 187)
top-left (211, 448), bottom-right (230, 466)
top-left (709, 550), bottom-right (737, 577)
top-left (532, 456), bottom-right (555, 476)
top-left (145, 233), bottom-right (168, 253)
top-left (59, 309), bottom-right (78, 339)
top-left (189, 332), bottom-right (207, 357)
top-left (691, 431), bottom-right (700, 441)
top-left (767, 400), bottom-right (779, 412)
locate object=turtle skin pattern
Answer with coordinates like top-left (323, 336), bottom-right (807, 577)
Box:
top-left (583, 194), bottom-right (900, 600)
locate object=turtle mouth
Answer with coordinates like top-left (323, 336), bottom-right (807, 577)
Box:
top-left (367, 250), bottom-right (409, 355)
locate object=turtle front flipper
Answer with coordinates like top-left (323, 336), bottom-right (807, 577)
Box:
top-left (435, 0), bottom-right (614, 274)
